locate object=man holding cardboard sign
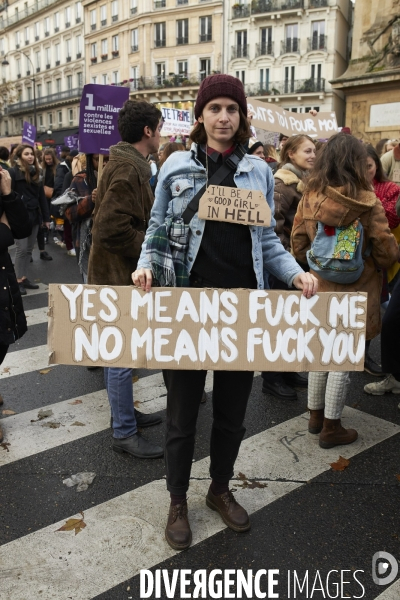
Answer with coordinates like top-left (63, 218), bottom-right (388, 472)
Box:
top-left (133, 74), bottom-right (317, 551)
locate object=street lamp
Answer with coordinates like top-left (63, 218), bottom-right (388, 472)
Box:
top-left (2, 53), bottom-right (37, 129)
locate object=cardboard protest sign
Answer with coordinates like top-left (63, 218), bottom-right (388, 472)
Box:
top-left (161, 107), bottom-right (192, 137)
top-left (198, 186), bottom-right (271, 227)
top-left (22, 121), bottom-right (36, 146)
top-left (48, 285), bottom-right (367, 372)
top-left (79, 84), bottom-right (129, 154)
top-left (247, 99), bottom-right (338, 139)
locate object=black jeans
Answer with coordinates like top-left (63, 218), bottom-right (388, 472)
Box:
top-left (0, 344), bottom-right (9, 366)
top-left (382, 277), bottom-right (400, 379)
top-left (163, 272), bottom-right (254, 495)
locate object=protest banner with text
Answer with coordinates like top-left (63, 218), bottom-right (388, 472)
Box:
top-left (22, 121), bottom-right (36, 146)
top-left (247, 99), bottom-right (338, 138)
top-left (198, 186), bottom-right (271, 227)
top-left (160, 107), bottom-right (192, 137)
top-left (48, 285), bottom-right (367, 372)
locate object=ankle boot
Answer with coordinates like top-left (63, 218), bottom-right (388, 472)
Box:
top-left (308, 409), bottom-right (324, 434)
top-left (319, 418), bottom-right (358, 449)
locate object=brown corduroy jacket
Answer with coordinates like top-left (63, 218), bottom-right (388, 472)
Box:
top-left (291, 186), bottom-right (400, 340)
top-left (87, 144), bottom-right (153, 286)
top-left (273, 168), bottom-right (305, 251)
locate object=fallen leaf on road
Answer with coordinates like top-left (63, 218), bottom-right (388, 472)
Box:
top-left (237, 472), bottom-right (246, 480)
top-left (37, 409), bottom-right (53, 420)
top-left (236, 471), bottom-right (267, 489)
top-left (39, 369), bottom-right (51, 375)
top-left (330, 456), bottom-right (350, 471)
top-left (2, 367), bottom-right (10, 373)
top-left (134, 400), bottom-right (141, 407)
top-left (42, 422), bottom-right (61, 429)
top-left (0, 442), bottom-right (10, 452)
top-left (132, 376), bottom-right (139, 383)
top-left (56, 512), bottom-right (86, 535)
top-left (2, 409), bottom-right (16, 415)
top-left (71, 421), bottom-right (85, 426)
top-left (69, 399), bottom-right (82, 405)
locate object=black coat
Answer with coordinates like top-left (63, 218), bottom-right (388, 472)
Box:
top-left (10, 166), bottom-right (50, 225)
top-left (0, 192), bottom-right (31, 345)
top-left (54, 161), bottom-right (71, 198)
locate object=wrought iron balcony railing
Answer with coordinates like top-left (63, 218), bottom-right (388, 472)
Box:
top-left (231, 44), bottom-right (249, 59)
top-left (256, 41), bottom-right (274, 57)
top-left (245, 78), bottom-right (325, 96)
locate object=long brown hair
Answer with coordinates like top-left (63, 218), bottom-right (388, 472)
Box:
top-left (159, 142), bottom-right (185, 167)
top-left (13, 144), bottom-right (40, 184)
top-left (279, 134), bottom-right (314, 167)
top-left (43, 148), bottom-right (59, 177)
top-left (190, 106), bottom-right (251, 146)
top-left (365, 145), bottom-right (388, 183)
top-left (306, 133), bottom-right (372, 198)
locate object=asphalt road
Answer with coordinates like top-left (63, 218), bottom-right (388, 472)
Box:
top-left (0, 239), bottom-right (399, 600)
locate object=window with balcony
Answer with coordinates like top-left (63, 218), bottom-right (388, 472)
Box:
top-left (69, 108), bottom-right (74, 126)
top-left (56, 78), bottom-right (61, 92)
top-left (66, 39), bottom-right (72, 61)
top-left (0, 38), bottom-right (4, 56)
top-left (91, 42), bottom-right (97, 61)
top-left (48, 112), bottom-right (53, 126)
top-left (102, 74), bottom-right (108, 85)
top-left (112, 70), bottom-right (119, 84)
top-left (100, 5), bottom-right (107, 26)
top-left (34, 22), bottom-right (40, 40)
top-left (27, 87), bottom-right (32, 101)
top-left (16, 58), bottom-right (21, 77)
top-left (199, 16), bottom-right (212, 42)
top-left (75, 2), bottom-right (82, 23)
top-left (177, 60), bottom-right (188, 79)
top-left (130, 0), bottom-right (137, 13)
top-left (91, 76), bottom-right (97, 84)
top-left (55, 43), bottom-right (60, 65)
top-left (101, 38), bottom-right (108, 59)
top-left (58, 110), bottom-right (62, 127)
top-left (65, 6), bottom-right (71, 27)
top-left (155, 22), bottom-right (166, 48)
top-left (111, 0), bottom-right (118, 22)
top-left (77, 72), bottom-right (83, 87)
top-left (44, 17), bottom-right (50, 36)
top-left (24, 26), bottom-right (29, 45)
top-left (67, 75), bottom-right (72, 90)
top-left (199, 58), bottom-right (210, 80)
top-left (90, 9), bottom-right (97, 31)
top-left (15, 31), bottom-right (20, 49)
top-left (259, 68), bottom-right (270, 92)
top-left (235, 70), bottom-right (245, 85)
top-left (35, 51), bottom-right (40, 71)
top-left (309, 63), bottom-right (324, 91)
top-left (177, 19), bottom-right (188, 45)
top-left (233, 30), bottom-right (248, 58)
top-left (258, 27), bottom-right (272, 56)
top-left (54, 12), bottom-right (60, 32)
top-left (309, 20), bottom-right (326, 51)
top-left (76, 34), bottom-right (82, 57)
top-left (38, 115), bottom-right (43, 127)
top-left (46, 82), bottom-right (52, 96)
top-left (283, 24), bottom-right (299, 53)
top-left (131, 28), bottom-right (138, 52)
top-left (130, 66), bottom-right (138, 88)
top-left (112, 35), bottom-right (119, 56)
top-left (45, 47), bottom-right (51, 68)
top-left (155, 62), bottom-right (165, 85)
top-left (155, 0), bottom-right (166, 7)
top-left (284, 65), bottom-right (295, 93)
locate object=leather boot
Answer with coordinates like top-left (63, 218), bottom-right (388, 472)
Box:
top-left (308, 409), bottom-right (324, 434)
top-left (165, 500), bottom-right (192, 551)
top-left (206, 488), bottom-right (250, 532)
top-left (319, 418), bottom-right (358, 449)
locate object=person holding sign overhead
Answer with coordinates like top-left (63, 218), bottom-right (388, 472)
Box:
top-left (133, 74), bottom-right (318, 551)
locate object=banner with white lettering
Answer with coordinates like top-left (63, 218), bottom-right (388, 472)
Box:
top-left (160, 107), bottom-right (192, 137)
top-left (247, 99), bottom-right (338, 138)
top-left (48, 286), bottom-right (367, 372)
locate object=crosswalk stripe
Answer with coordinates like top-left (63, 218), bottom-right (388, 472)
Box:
top-left (21, 283), bottom-right (49, 297)
top-left (0, 371), bottom-right (214, 466)
top-left (24, 306), bottom-right (49, 326)
top-left (0, 407), bottom-right (398, 600)
top-left (1, 344), bottom-right (51, 377)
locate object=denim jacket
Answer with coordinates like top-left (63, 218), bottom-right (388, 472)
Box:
top-left (137, 143), bottom-right (303, 289)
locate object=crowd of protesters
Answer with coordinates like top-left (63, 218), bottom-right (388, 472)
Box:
top-left (1, 73), bottom-right (400, 549)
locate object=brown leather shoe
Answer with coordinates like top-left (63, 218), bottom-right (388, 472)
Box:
top-left (206, 488), bottom-right (250, 532)
top-left (308, 409), bottom-right (324, 434)
top-left (319, 418), bottom-right (358, 449)
top-left (165, 500), bottom-right (192, 551)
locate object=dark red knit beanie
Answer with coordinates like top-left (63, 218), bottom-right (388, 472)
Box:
top-left (194, 74), bottom-right (248, 120)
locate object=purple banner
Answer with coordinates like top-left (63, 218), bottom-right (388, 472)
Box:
top-left (79, 84), bottom-right (129, 154)
top-left (22, 121), bottom-right (37, 146)
top-left (64, 135), bottom-right (79, 150)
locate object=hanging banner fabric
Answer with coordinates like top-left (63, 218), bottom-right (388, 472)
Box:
top-left (48, 285), bottom-right (367, 372)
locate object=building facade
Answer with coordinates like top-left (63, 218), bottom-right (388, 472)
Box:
top-left (331, 0), bottom-right (400, 142)
top-left (226, 0), bottom-right (351, 123)
top-left (82, 0), bottom-right (223, 115)
top-left (0, 0), bottom-right (85, 138)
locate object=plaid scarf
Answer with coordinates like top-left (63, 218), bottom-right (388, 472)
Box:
top-left (145, 216), bottom-right (190, 287)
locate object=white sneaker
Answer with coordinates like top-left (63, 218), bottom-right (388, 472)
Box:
top-left (67, 248), bottom-right (76, 256)
top-left (364, 374), bottom-right (400, 396)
